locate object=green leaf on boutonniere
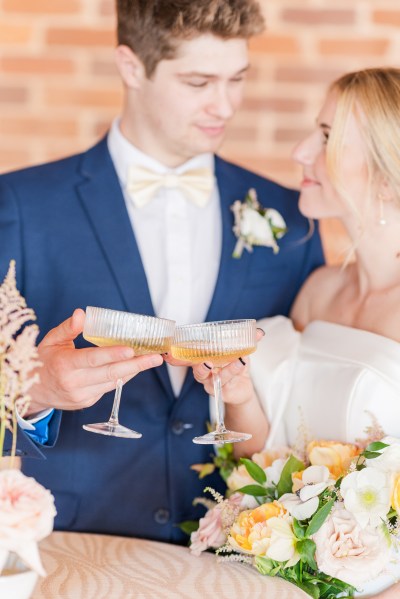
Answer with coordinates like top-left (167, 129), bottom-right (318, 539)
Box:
top-left (365, 441), bottom-right (388, 452)
top-left (305, 498), bottom-right (335, 537)
top-left (235, 484), bottom-right (268, 496)
top-left (363, 451), bottom-right (381, 459)
top-left (240, 457), bottom-right (267, 485)
top-left (276, 455), bottom-right (305, 496)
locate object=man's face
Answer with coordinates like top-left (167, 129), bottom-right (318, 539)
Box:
top-left (124, 34), bottom-right (249, 166)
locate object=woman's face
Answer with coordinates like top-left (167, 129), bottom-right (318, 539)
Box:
top-left (292, 91), bottom-right (370, 221)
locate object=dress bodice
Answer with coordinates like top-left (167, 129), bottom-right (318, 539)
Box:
top-left (251, 316), bottom-right (400, 449)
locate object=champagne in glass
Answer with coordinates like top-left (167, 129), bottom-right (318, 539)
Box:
top-left (83, 306), bottom-right (175, 438)
top-left (171, 319), bottom-right (256, 444)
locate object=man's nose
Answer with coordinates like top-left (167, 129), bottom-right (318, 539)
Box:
top-left (209, 86), bottom-right (235, 120)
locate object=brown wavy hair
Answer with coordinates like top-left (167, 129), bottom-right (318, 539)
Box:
top-left (116, 0), bottom-right (265, 77)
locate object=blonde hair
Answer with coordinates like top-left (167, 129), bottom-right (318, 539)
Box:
top-left (326, 68), bottom-right (400, 226)
top-left (117, 0), bottom-right (265, 77)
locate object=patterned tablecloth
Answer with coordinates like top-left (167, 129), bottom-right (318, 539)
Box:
top-left (33, 531), bottom-right (308, 599)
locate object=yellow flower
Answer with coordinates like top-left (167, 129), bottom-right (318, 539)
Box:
top-left (307, 440), bottom-right (360, 480)
top-left (391, 473), bottom-right (400, 514)
top-left (229, 501), bottom-right (286, 556)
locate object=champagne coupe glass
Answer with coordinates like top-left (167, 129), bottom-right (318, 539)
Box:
top-left (82, 306), bottom-right (175, 438)
top-left (171, 319), bottom-right (257, 444)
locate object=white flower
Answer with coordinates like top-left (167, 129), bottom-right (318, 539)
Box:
top-left (231, 189), bottom-right (287, 258)
top-left (314, 504), bottom-right (392, 588)
top-left (340, 467), bottom-right (391, 528)
top-left (265, 458), bottom-right (287, 486)
top-left (365, 437), bottom-right (400, 475)
top-left (0, 469), bottom-right (56, 576)
top-left (266, 517), bottom-right (300, 567)
top-left (280, 465), bottom-right (334, 521)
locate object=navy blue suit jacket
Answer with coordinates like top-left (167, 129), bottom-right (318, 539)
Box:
top-left (0, 137), bottom-right (324, 541)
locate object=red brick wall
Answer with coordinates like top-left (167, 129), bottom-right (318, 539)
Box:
top-left (1, 0), bottom-right (400, 261)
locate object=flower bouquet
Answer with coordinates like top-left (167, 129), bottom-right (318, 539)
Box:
top-left (186, 439), bottom-right (400, 598)
top-left (0, 261), bottom-right (56, 593)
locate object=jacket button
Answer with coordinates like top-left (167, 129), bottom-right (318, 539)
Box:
top-left (154, 508), bottom-right (170, 524)
top-left (171, 420), bottom-right (193, 435)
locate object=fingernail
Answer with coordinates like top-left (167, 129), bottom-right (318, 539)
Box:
top-left (257, 328), bottom-right (265, 336)
top-left (203, 362), bottom-right (212, 370)
top-left (239, 357), bottom-right (246, 366)
top-left (122, 348), bottom-right (135, 359)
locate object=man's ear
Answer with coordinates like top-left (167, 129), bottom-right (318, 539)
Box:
top-left (115, 45), bottom-right (146, 89)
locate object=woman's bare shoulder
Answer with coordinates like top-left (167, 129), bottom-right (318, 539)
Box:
top-left (290, 265), bottom-right (344, 329)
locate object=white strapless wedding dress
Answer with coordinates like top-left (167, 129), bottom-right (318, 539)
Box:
top-left (250, 316), bottom-right (400, 598)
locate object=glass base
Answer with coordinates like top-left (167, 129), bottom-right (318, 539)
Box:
top-left (82, 422), bottom-right (142, 439)
top-left (193, 429), bottom-right (252, 445)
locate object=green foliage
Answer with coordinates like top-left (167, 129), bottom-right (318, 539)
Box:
top-left (177, 520), bottom-right (199, 535)
top-left (276, 455), bottom-right (305, 496)
top-left (306, 499), bottom-right (335, 537)
top-left (240, 457), bottom-right (267, 485)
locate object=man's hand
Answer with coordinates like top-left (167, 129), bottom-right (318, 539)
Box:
top-left (27, 308), bottom-right (163, 415)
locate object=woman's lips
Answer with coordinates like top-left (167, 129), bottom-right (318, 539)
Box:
top-left (301, 178), bottom-right (320, 187)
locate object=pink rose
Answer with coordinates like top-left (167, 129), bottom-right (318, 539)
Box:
top-left (190, 494), bottom-right (242, 557)
top-left (314, 504), bottom-right (392, 588)
top-left (0, 469), bottom-right (56, 575)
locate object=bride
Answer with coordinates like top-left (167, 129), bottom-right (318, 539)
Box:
top-left (186, 67), bottom-right (400, 598)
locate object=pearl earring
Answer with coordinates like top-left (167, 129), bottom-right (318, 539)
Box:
top-left (378, 194), bottom-right (387, 226)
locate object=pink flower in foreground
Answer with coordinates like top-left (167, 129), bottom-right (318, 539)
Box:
top-left (190, 494), bottom-right (242, 556)
top-left (0, 469), bottom-right (56, 575)
top-left (314, 504), bottom-right (392, 588)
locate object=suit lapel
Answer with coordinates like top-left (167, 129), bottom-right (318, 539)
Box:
top-left (205, 155), bottom-right (252, 322)
top-left (77, 138), bottom-right (174, 400)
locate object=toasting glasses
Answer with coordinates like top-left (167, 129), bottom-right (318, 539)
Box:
top-left (171, 319), bottom-right (257, 444)
top-left (82, 306), bottom-right (176, 438)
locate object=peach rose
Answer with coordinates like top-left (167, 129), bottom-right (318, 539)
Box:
top-left (0, 469), bottom-right (56, 575)
top-left (314, 504), bottom-right (391, 588)
top-left (307, 441), bottom-right (360, 480)
top-left (229, 501), bottom-right (287, 556)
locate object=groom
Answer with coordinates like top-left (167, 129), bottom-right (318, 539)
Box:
top-left (0, 0), bottom-right (324, 541)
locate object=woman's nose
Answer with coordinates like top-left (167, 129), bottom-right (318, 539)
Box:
top-left (292, 134), bottom-right (318, 166)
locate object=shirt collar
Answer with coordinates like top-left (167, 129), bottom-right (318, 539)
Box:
top-left (107, 118), bottom-right (215, 188)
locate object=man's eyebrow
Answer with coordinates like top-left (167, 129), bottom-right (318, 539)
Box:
top-left (178, 65), bottom-right (250, 78)
top-left (319, 122), bottom-right (331, 130)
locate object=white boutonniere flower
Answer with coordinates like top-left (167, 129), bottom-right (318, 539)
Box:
top-left (231, 188), bottom-right (287, 259)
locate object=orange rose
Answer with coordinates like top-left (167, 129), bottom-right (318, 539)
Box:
top-left (307, 441), bottom-right (360, 480)
top-left (229, 501), bottom-right (287, 555)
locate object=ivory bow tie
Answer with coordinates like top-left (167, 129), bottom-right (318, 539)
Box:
top-left (126, 165), bottom-right (215, 208)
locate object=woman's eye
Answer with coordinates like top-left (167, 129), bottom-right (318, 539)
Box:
top-left (322, 131), bottom-right (329, 144)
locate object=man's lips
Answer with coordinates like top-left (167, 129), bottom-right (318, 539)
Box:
top-left (196, 124), bottom-right (225, 137)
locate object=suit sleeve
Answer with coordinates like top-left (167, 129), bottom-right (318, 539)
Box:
top-left (0, 178), bottom-right (63, 458)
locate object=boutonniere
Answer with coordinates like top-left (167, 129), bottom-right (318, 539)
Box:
top-left (231, 188), bottom-right (287, 259)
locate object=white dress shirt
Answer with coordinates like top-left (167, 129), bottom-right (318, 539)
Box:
top-left (107, 119), bottom-right (222, 395)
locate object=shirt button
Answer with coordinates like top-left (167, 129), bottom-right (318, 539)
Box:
top-left (154, 508), bottom-right (170, 524)
top-left (171, 421), bottom-right (193, 435)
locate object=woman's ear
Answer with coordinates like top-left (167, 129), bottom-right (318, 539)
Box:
top-left (115, 45), bottom-right (146, 90)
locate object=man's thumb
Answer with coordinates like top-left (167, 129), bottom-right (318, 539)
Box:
top-left (40, 308), bottom-right (85, 347)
